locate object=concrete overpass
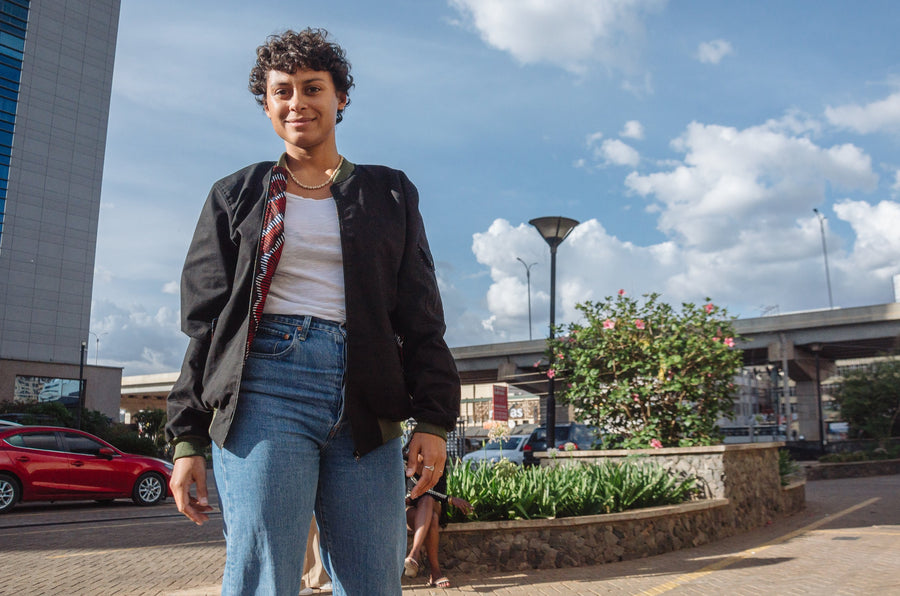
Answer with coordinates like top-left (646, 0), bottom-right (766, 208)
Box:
top-left (450, 302), bottom-right (900, 442)
top-left (123, 303), bottom-right (900, 440)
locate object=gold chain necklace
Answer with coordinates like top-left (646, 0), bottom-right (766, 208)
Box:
top-left (286, 155), bottom-right (344, 190)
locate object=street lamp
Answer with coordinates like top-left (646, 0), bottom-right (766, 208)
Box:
top-left (529, 216), bottom-right (579, 450)
top-left (88, 331), bottom-right (107, 365)
top-left (812, 209), bottom-right (834, 309)
top-left (516, 257), bottom-right (538, 340)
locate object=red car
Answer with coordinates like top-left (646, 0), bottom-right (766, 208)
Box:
top-left (0, 425), bottom-right (173, 513)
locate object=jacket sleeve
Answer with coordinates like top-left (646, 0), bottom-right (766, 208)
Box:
top-left (393, 172), bottom-right (461, 434)
top-left (165, 181), bottom-right (239, 456)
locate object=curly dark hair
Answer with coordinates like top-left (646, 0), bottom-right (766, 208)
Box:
top-left (249, 28), bottom-right (354, 123)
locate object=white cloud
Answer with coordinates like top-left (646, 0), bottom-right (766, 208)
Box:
top-left (696, 39), bottom-right (733, 64)
top-left (626, 120), bottom-right (878, 250)
top-left (825, 91), bottom-right (900, 134)
top-left (162, 281), bottom-right (179, 294)
top-left (449, 0), bottom-right (666, 74)
top-left (893, 170), bottom-right (900, 192)
top-left (620, 120), bottom-right (644, 139)
top-left (470, 114), bottom-right (896, 340)
top-left (586, 131), bottom-right (604, 147)
top-left (833, 199), bottom-right (900, 277)
top-left (89, 300), bottom-right (186, 374)
top-left (599, 138), bottom-right (640, 167)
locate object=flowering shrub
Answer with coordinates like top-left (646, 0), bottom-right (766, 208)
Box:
top-left (547, 292), bottom-right (742, 448)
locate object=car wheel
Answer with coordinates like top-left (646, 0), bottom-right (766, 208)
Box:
top-left (132, 472), bottom-right (166, 506)
top-left (0, 473), bottom-right (20, 514)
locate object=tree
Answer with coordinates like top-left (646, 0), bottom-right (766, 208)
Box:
top-left (834, 357), bottom-right (900, 446)
top-left (547, 291), bottom-right (743, 448)
top-left (133, 409), bottom-right (168, 452)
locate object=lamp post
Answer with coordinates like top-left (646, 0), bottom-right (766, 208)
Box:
top-left (812, 209), bottom-right (834, 309)
top-left (529, 216), bottom-right (579, 450)
top-left (88, 331), bottom-right (106, 365)
top-left (516, 257), bottom-right (538, 340)
top-left (76, 341), bottom-right (86, 430)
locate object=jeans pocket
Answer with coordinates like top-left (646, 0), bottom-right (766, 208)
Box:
top-left (248, 322), bottom-right (295, 358)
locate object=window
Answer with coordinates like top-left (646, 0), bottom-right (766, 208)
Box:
top-left (14, 376), bottom-right (83, 406)
top-left (0, 0), bottom-right (25, 248)
top-left (8, 431), bottom-right (60, 451)
top-left (62, 432), bottom-right (105, 456)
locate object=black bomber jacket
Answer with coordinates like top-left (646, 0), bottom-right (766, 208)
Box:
top-left (165, 157), bottom-right (460, 459)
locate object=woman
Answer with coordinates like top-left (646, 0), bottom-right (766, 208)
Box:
top-left (404, 473), bottom-right (473, 588)
top-left (165, 28), bottom-right (460, 596)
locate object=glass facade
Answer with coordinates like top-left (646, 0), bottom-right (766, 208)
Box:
top-left (0, 0), bottom-right (27, 247)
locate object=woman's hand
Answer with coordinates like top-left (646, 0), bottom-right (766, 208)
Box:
top-left (405, 432), bottom-right (447, 500)
top-left (170, 455), bottom-right (214, 525)
top-left (448, 496), bottom-right (474, 516)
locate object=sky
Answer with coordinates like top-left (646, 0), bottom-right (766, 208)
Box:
top-left (92, 0), bottom-right (900, 376)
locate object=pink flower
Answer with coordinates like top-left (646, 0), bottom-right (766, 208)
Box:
top-left (557, 353), bottom-right (565, 359)
top-left (618, 289), bottom-right (626, 296)
top-left (650, 439), bottom-right (663, 449)
top-left (547, 369), bottom-right (556, 379)
top-left (712, 336), bottom-right (720, 342)
top-left (724, 337), bottom-right (735, 348)
top-left (633, 394), bottom-right (640, 403)
top-left (603, 319), bottom-right (615, 330)
top-left (533, 360), bottom-right (542, 368)
top-left (634, 319), bottom-right (645, 330)
top-left (705, 303), bottom-right (714, 314)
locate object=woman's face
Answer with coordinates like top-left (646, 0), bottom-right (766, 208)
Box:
top-left (263, 68), bottom-right (347, 152)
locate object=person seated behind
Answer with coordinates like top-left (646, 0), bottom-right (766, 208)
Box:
top-left (404, 473), bottom-right (473, 588)
top-left (299, 516), bottom-right (332, 595)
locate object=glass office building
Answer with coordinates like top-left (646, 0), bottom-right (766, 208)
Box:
top-left (0, 1), bottom-right (27, 247)
top-left (0, 1), bottom-right (123, 419)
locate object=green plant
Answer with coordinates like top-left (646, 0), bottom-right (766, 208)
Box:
top-left (834, 356), bottom-right (900, 446)
top-left (0, 401), bottom-right (74, 426)
top-left (547, 291), bottom-right (743, 448)
top-left (445, 459), bottom-right (697, 523)
top-left (778, 449), bottom-right (799, 485)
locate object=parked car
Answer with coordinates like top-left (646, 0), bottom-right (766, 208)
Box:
top-left (0, 420), bottom-right (22, 428)
top-left (461, 434), bottom-right (532, 467)
top-left (0, 425), bottom-right (173, 513)
top-left (522, 423), bottom-right (603, 466)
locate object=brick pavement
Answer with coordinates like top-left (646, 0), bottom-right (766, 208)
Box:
top-left (1, 474), bottom-right (897, 595)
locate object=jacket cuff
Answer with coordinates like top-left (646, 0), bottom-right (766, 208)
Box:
top-left (412, 421), bottom-right (447, 441)
top-left (172, 437), bottom-right (210, 460)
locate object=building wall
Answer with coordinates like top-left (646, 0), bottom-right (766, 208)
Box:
top-left (0, 358), bottom-right (121, 418)
top-left (0, 0), bottom-right (120, 365)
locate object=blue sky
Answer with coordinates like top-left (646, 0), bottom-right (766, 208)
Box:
top-left (92, 0), bottom-right (900, 375)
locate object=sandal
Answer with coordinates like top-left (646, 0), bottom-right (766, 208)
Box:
top-left (427, 576), bottom-right (451, 588)
top-left (403, 556), bottom-right (420, 578)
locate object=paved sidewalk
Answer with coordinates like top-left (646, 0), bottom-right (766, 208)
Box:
top-left (168, 474), bottom-right (900, 595)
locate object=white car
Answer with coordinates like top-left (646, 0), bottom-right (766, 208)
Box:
top-left (462, 434), bottom-right (532, 467)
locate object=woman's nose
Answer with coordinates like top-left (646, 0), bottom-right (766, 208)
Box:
top-left (289, 92), bottom-right (304, 111)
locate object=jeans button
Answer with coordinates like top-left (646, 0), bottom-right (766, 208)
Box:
top-left (283, 333), bottom-right (290, 340)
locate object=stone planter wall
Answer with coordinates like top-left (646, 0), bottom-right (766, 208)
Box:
top-left (803, 458), bottom-right (900, 480)
top-left (416, 443), bottom-right (804, 574)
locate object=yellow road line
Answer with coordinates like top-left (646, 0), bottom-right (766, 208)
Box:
top-left (639, 497), bottom-right (881, 595)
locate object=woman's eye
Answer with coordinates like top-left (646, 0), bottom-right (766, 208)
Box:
top-left (306, 86), bottom-right (321, 94)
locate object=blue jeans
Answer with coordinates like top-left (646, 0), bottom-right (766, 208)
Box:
top-left (212, 314), bottom-right (406, 596)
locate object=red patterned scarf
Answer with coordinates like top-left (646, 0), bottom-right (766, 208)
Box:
top-left (245, 167), bottom-right (288, 359)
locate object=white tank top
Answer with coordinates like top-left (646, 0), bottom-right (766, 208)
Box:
top-left (263, 193), bottom-right (346, 322)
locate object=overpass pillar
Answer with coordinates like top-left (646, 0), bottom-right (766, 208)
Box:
top-left (767, 340), bottom-right (835, 444)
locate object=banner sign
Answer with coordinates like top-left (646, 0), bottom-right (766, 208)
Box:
top-left (492, 385), bottom-right (509, 421)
